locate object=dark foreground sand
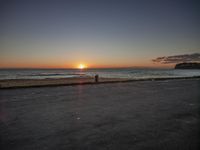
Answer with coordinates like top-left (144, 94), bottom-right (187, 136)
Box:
top-left (0, 79), bottom-right (200, 150)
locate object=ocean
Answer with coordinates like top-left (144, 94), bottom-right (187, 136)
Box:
top-left (0, 68), bottom-right (200, 80)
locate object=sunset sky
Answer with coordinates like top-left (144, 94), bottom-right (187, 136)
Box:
top-left (0, 0), bottom-right (200, 68)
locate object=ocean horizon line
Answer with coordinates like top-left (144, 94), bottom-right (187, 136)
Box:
top-left (0, 66), bottom-right (172, 70)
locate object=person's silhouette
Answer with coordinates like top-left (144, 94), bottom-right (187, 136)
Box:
top-left (95, 74), bottom-right (99, 83)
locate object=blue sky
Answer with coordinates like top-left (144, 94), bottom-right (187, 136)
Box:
top-left (0, 0), bottom-right (200, 68)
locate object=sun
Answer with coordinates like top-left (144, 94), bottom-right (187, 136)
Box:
top-left (78, 64), bottom-right (87, 69)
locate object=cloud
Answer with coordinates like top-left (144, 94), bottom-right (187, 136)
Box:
top-left (152, 53), bottom-right (200, 64)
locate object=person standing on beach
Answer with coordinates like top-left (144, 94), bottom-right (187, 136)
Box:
top-left (95, 74), bottom-right (99, 83)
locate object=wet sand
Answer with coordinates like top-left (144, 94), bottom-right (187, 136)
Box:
top-left (1, 76), bottom-right (200, 89)
top-left (0, 79), bottom-right (200, 150)
top-left (0, 77), bottom-right (126, 88)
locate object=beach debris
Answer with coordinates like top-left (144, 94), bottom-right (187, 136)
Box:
top-left (95, 74), bottom-right (99, 83)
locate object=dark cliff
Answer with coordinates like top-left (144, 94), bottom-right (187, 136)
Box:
top-left (175, 63), bottom-right (200, 69)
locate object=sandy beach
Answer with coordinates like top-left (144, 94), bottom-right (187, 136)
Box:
top-left (0, 77), bottom-right (127, 88)
top-left (0, 78), bottom-right (200, 150)
top-left (1, 76), bottom-right (200, 89)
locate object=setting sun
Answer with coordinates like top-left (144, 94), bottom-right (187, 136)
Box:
top-left (78, 64), bottom-right (87, 69)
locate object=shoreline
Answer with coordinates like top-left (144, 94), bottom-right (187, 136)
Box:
top-left (0, 76), bottom-right (200, 89)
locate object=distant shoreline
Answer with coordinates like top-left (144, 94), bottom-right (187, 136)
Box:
top-left (175, 62), bottom-right (200, 69)
top-left (1, 76), bottom-right (200, 89)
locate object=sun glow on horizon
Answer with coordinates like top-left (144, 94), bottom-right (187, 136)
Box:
top-left (78, 63), bottom-right (87, 69)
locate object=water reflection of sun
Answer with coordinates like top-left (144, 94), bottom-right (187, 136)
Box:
top-left (78, 64), bottom-right (87, 69)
